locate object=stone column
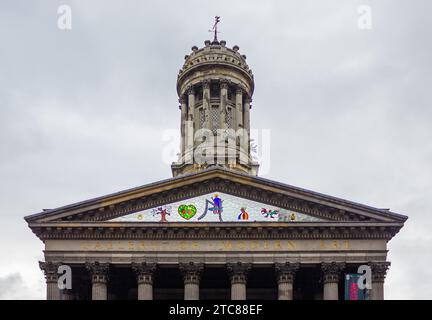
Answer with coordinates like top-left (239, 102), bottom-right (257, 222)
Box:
top-left (86, 262), bottom-right (109, 300)
top-left (321, 262), bottom-right (345, 300)
top-left (132, 262), bottom-right (156, 300)
top-left (180, 262), bottom-right (204, 300)
top-left (275, 262), bottom-right (299, 300)
top-left (243, 96), bottom-right (251, 135)
top-left (235, 86), bottom-right (243, 129)
top-left (227, 262), bottom-right (251, 300)
top-left (187, 85), bottom-right (196, 129)
top-left (184, 85), bottom-right (196, 165)
top-left (179, 96), bottom-right (187, 156)
top-left (39, 261), bottom-right (61, 300)
top-left (369, 262), bottom-right (390, 300)
top-left (220, 79), bottom-right (229, 130)
top-left (202, 80), bottom-right (211, 130)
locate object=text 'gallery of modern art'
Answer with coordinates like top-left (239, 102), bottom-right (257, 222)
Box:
top-left (25, 36), bottom-right (407, 300)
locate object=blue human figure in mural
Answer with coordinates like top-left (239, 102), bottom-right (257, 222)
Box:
top-left (198, 194), bottom-right (223, 222)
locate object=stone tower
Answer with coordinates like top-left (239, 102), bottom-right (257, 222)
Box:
top-left (171, 38), bottom-right (260, 177)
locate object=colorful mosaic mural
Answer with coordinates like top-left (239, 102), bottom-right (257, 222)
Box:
top-left (109, 192), bottom-right (325, 223)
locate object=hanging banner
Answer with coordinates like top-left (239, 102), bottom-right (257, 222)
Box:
top-left (344, 274), bottom-right (369, 300)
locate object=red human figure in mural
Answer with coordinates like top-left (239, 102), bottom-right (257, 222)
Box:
top-left (151, 206), bottom-right (171, 222)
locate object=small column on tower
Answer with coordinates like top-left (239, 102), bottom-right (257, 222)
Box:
top-left (202, 80), bottom-right (211, 130)
top-left (179, 96), bottom-right (187, 157)
top-left (220, 79), bottom-right (229, 130)
top-left (243, 96), bottom-right (251, 135)
top-left (235, 86), bottom-right (243, 129)
top-left (187, 85), bottom-right (196, 124)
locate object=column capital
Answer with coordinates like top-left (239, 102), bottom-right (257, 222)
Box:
top-left (275, 262), bottom-right (300, 284)
top-left (187, 85), bottom-right (195, 95)
top-left (180, 262), bottom-right (204, 285)
top-left (369, 261), bottom-right (390, 282)
top-left (86, 262), bottom-right (110, 284)
top-left (321, 262), bottom-right (345, 284)
top-left (236, 86), bottom-right (243, 95)
top-left (227, 262), bottom-right (251, 284)
top-left (179, 95), bottom-right (187, 104)
top-left (202, 79), bottom-right (211, 90)
top-left (132, 262), bottom-right (157, 285)
top-left (220, 79), bottom-right (229, 90)
top-left (39, 261), bottom-right (61, 283)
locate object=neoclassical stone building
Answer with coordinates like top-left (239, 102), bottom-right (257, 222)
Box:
top-left (26, 36), bottom-right (407, 300)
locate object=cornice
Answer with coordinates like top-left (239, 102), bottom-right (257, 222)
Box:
top-left (28, 221), bottom-right (403, 241)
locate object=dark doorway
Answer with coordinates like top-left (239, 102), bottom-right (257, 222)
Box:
top-left (153, 266), bottom-right (184, 300)
top-left (200, 266), bottom-right (230, 299)
top-left (108, 266), bottom-right (137, 300)
top-left (294, 265), bottom-right (322, 300)
top-left (246, 266), bottom-right (278, 300)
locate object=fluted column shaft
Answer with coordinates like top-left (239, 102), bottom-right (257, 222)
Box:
top-left (180, 96), bottom-right (187, 155)
top-left (369, 262), bottom-right (390, 300)
top-left (86, 262), bottom-right (109, 300)
top-left (235, 87), bottom-right (243, 129)
top-left (243, 97), bottom-right (251, 135)
top-left (202, 80), bottom-right (211, 130)
top-left (183, 86), bottom-right (196, 164)
top-left (187, 86), bottom-right (196, 128)
top-left (180, 262), bottom-right (203, 300)
top-left (227, 263), bottom-right (251, 300)
top-left (322, 262), bottom-right (345, 300)
top-left (39, 261), bottom-right (61, 300)
top-left (275, 263), bottom-right (299, 300)
top-left (132, 263), bottom-right (156, 300)
top-left (220, 80), bottom-right (229, 130)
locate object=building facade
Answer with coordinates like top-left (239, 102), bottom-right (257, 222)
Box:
top-left (26, 37), bottom-right (407, 300)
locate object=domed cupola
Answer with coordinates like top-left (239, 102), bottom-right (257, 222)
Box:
top-left (172, 18), bottom-right (259, 177)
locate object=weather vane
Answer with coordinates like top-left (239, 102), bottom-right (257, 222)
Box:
top-left (209, 16), bottom-right (221, 42)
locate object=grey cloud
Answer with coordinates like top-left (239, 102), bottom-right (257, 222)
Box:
top-left (0, 0), bottom-right (431, 299)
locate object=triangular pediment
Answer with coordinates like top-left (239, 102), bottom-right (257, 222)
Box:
top-left (25, 167), bottom-right (407, 225)
top-left (109, 191), bottom-right (327, 223)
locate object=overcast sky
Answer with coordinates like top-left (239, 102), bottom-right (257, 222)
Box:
top-left (0, 0), bottom-right (431, 299)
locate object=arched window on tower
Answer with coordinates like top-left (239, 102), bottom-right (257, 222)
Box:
top-left (199, 108), bottom-right (205, 129)
top-left (226, 106), bottom-right (233, 129)
top-left (210, 105), bottom-right (220, 134)
top-left (210, 83), bottom-right (219, 98)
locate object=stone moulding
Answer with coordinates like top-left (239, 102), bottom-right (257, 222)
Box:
top-left (29, 221), bottom-right (403, 241)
